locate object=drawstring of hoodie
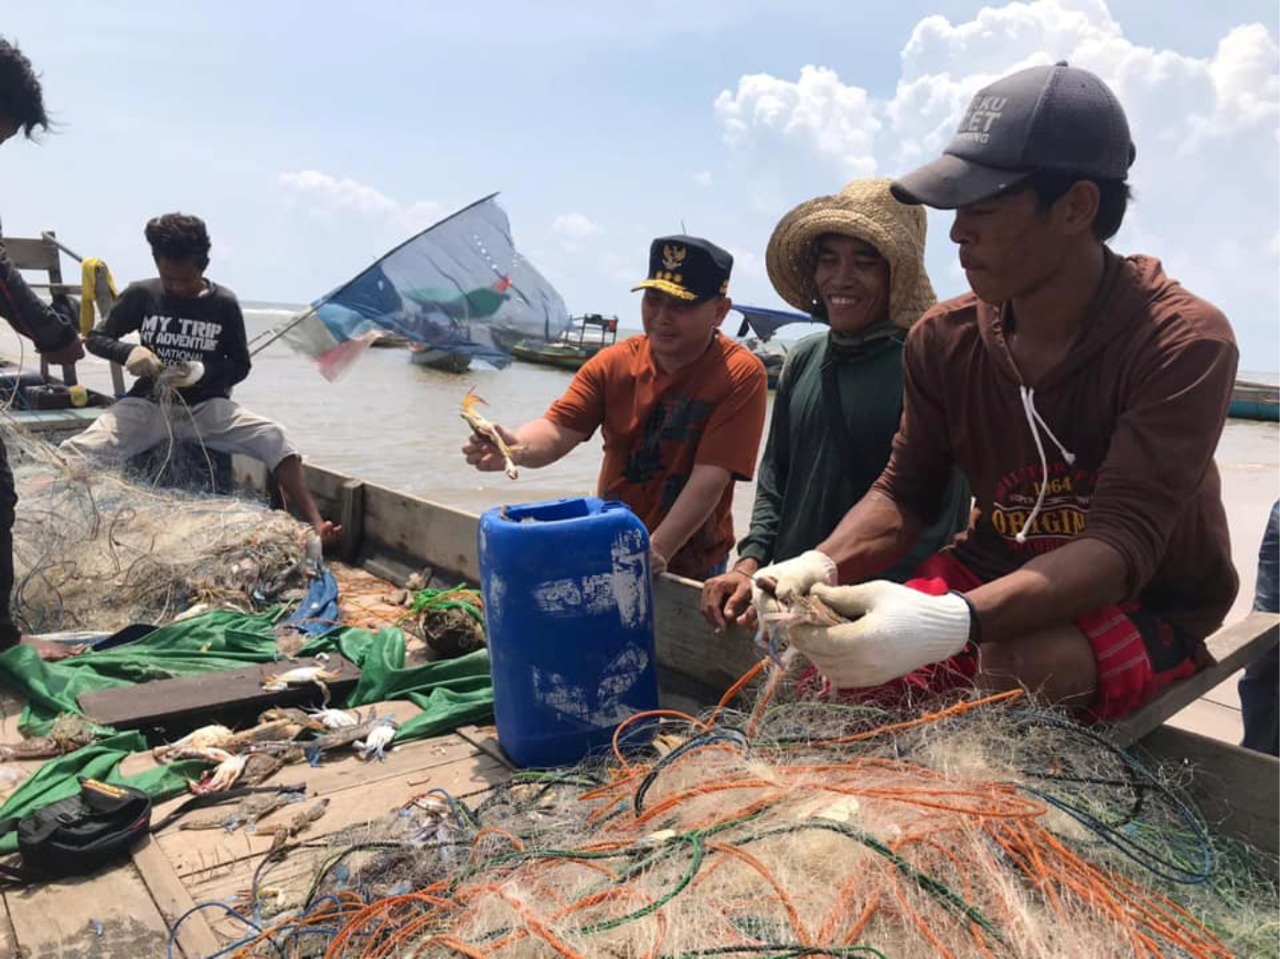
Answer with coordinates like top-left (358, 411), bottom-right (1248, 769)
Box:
top-left (1017, 385), bottom-right (1076, 543)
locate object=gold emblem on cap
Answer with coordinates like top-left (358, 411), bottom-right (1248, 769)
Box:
top-left (662, 244), bottom-right (686, 271)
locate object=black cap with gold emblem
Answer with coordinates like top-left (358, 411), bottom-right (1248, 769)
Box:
top-left (632, 235), bottom-right (733, 303)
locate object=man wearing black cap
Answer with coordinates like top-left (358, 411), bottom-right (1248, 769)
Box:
top-left (464, 235), bottom-right (768, 579)
top-left (755, 63), bottom-right (1238, 722)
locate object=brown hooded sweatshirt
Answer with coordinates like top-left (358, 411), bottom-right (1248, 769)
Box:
top-left (873, 251), bottom-right (1239, 639)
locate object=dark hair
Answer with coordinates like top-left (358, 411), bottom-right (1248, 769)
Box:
top-left (0, 38), bottom-right (49, 137)
top-left (1023, 170), bottom-right (1131, 241)
top-left (144, 213), bottom-right (212, 268)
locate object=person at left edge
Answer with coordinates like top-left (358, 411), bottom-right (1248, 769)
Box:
top-left (0, 37), bottom-right (86, 661)
top-left (463, 235), bottom-right (768, 579)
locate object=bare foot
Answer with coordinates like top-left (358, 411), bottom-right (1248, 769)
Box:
top-left (316, 520), bottom-right (343, 553)
top-left (22, 637), bottom-right (87, 661)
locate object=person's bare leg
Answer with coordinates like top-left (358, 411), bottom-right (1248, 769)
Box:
top-left (975, 623), bottom-right (1098, 710)
top-left (274, 454), bottom-right (342, 550)
top-left (16, 636), bottom-right (85, 661)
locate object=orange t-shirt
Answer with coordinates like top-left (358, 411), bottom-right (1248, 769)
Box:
top-left (545, 333), bottom-right (768, 578)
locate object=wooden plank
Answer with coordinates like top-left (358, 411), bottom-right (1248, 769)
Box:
top-left (303, 457), bottom-right (760, 699)
top-left (1109, 610), bottom-right (1279, 747)
top-left (236, 461), bottom-right (476, 580)
top-left (1138, 724), bottom-right (1280, 856)
top-left (158, 727), bottom-right (494, 870)
top-left (79, 653), bottom-right (362, 731)
top-left (165, 749), bottom-right (509, 877)
top-left (360, 482), bottom-right (480, 581)
top-left (7, 859), bottom-right (171, 959)
top-left (1166, 695), bottom-right (1242, 746)
top-left (0, 892), bottom-right (17, 959)
top-left (2, 236), bottom-right (59, 272)
top-left (338, 478), bottom-right (365, 564)
top-left (118, 697), bottom-right (429, 783)
top-left (132, 835), bottom-right (222, 959)
top-left (246, 455), bottom-right (1280, 741)
top-left (456, 723), bottom-right (516, 769)
top-left (654, 573), bottom-right (762, 697)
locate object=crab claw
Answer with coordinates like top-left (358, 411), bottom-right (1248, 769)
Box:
top-left (189, 754), bottom-right (249, 795)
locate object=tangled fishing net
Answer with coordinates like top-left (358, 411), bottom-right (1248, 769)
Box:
top-left (4, 402), bottom-right (312, 633)
top-left (218, 655), bottom-right (1279, 959)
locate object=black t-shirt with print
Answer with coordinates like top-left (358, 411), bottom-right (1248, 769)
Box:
top-left (85, 278), bottom-right (251, 404)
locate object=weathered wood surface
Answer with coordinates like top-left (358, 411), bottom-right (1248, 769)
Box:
top-left (236, 458), bottom-right (764, 701)
top-left (455, 723), bottom-right (516, 769)
top-left (253, 457), bottom-right (1280, 734)
top-left (1139, 723), bottom-right (1280, 856)
top-left (1109, 610), bottom-right (1279, 747)
top-left (0, 899), bottom-right (18, 959)
top-left (164, 743), bottom-right (506, 879)
top-left (655, 573), bottom-right (762, 697)
top-left (338, 477), bottom-right (366, 565)
top-left (2, 236), bottom-right (60, 272)
top-left (140, 702), bottom-right (507, 878)
top-left (132, 835), bottom-right (222, 959)
top-left (4, 860), bottom-right (171, 959)
top-left (79, 653), bottom-right (362, 730)
top-left (172, 720), bottom-right (513, 949)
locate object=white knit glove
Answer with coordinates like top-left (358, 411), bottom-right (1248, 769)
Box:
top-left (163, 360), bottom-right (205, 388)
top-left (788, 581), bottom-right (973, 688)
top-left (753, 550), bottom-right (837, 603)
top-left (125, 346), bottom-right (164, 379)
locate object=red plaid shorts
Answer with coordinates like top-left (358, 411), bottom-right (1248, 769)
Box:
top-left (809, 551), bottom-right (1207, 722)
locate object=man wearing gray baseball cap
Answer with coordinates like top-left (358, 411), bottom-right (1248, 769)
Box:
top-left (754, 63), bottom-right (1238, 722)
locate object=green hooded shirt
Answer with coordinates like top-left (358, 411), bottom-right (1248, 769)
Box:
top-left (736, 323), bottom-right (971, 581)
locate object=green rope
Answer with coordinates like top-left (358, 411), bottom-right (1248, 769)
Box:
top-left (407, 585), bottom-right (483, 623)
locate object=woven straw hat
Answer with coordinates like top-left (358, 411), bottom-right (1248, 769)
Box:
top-left (765, 176), bottom-right (936, 329)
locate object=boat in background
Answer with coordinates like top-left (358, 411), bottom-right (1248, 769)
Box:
top-left (489, 324), bottom-right (530, 354)
top-left (369, 331), bottom-right (410, 349)
top-left (509, 313), bottom-right (619, 371)
top-left (407, 343), bottom-right (472, 373)
top-left (1230, 379), bottom-right (1280, 422)
top-left (730, 303), bottom-right (813, 390)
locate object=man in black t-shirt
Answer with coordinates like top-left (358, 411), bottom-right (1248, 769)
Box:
top-left (62, 214), bottom-right (339, 547)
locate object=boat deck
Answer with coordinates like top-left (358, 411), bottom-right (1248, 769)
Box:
top-left (0, 406), bottom-right (1273, 957)
top-left (0, 710), bottom-right (513, 958)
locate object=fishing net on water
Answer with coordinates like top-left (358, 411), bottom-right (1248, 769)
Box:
top-left (3, 389), bottom-right (314, 634)
top-left (220, 655), bottom-right (1280, 959)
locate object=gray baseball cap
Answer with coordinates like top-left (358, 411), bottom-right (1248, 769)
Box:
top-left (891, 62), bottom-right (1136, 210)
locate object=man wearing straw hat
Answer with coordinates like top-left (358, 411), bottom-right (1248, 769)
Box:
top-left (756, 63), bottom-right (1237, 721)
top-left (464, 234), bottom-right (768, 580)
top-left (700, 178), bottom-right (970, 634)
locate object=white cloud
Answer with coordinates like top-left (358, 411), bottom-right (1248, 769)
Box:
top-left (277, 170), bottom-right (444, 232)
top-left (714, 65), bottom-right (880, 176)
top-left (710, 0), bottom-right (1279, 362)
top-left (693, 170), bottom-right (713, 187)
top-left (550, 212), bottom-right (602, 244)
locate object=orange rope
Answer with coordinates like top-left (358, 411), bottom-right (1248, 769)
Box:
top-left (263, 660), bottom-right (1239, 959)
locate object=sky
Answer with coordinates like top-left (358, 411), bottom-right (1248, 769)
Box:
top-left (4, 0), bottom-right (1278, 368)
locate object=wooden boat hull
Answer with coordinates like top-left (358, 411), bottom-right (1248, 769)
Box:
top-left (408, 347), bottom-right (471, 373)
top-left (1229, 379), bottom-right (1280, 421)
top-left (0, 407), bottom-right (1274, 956)
top-left (226, 454), bottom-right (1280, 856)
top-left (489, 325), bottom-right (531, 353)
top-left (509, 342), bottom-right (600, 370)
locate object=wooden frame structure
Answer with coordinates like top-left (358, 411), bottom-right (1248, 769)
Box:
top-left (2, 230), bottom-right (125, 394)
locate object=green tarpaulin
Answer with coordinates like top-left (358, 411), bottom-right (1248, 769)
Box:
top-left (0, 609), bottom-right (493, 851)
